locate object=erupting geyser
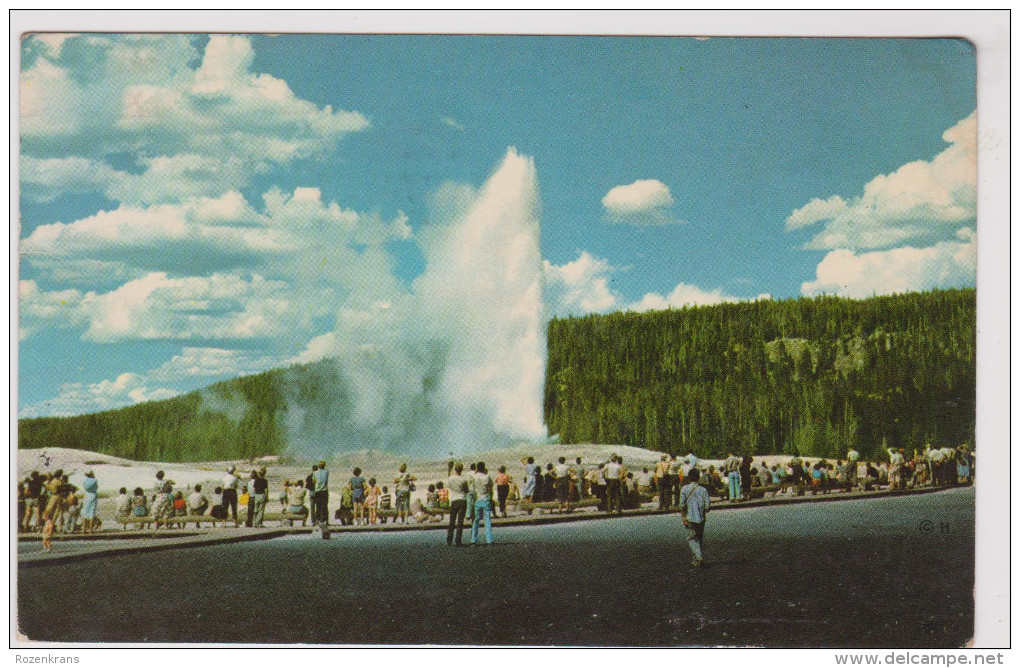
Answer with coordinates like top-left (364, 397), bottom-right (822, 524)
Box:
top-left (282, 149), bottom-right (549, 457)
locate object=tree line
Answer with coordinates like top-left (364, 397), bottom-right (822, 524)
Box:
top-left (545, 288), bottom-right (975, 460)
top-left (19, 289), bottom-right (975, 463)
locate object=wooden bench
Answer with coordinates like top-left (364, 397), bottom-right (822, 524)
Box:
top-left (118, 514), bottom-right (239, 529)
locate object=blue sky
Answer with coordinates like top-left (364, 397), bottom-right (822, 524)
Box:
top-left (18, 34), bottom-right (977, 418)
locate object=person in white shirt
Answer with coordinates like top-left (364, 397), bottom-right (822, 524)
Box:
top-left (446, 462), bottom-right (469, 546)
top-left (604, 456), bottom-right (623, 514)
top-left (679, 468), bottom-right (711, 567)
top-left (553, 457), bottom-right (572, 513)
top-left (222, 466), bottom-right (239, 523)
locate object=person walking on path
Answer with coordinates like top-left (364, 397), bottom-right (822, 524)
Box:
top-left (394, 463), bottom-right (416, 524)
top-left (679, 468), bottom-right (710, 567)
top-left (80, 470), bottom-right (99, 534)
top-left (447, 462), bottom-right (469, 546)
top-left (312, 461), bottom-right (330, 525)
top-left (222, 466), bottom-right (240, 524)
top-left (470, 462), bottom-right (494, 545)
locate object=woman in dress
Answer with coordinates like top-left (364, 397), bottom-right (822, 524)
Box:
top-left (80, 470), bottom-right (99, 534)
top-left (152, 481), bottom-right (173, 529)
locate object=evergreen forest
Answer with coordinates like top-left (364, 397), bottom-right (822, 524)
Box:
top-left (19, 289), bottom-right (976, 462)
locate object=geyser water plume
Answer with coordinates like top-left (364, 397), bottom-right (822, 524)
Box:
top-left (282, 148), bottom-right (548, 457)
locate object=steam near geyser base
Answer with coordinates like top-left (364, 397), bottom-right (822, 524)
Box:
top-left (282, 149), bottom-right (549, 459)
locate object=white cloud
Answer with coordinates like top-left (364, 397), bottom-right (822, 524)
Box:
top-left (786, 112), bottom-right (977, 249)
top-left (543, 251), bottom-right (742, 316)
top-left (627, 282), bottom-right (739, 312)
top-left (443, 117), bottom-right (465, 131)
top-left (801, 228), bottom-right (976, 299)
top-left (148, 347), bottom-right (278, 381)
top-left (19, 372), bottom-right (179, 419)
top-left (77, 272), bottom-right (297, 343)
top-left (18, 280), bottom-right (86, 340)
top-left (602, 179), bottom-right (679, 225)
top-left (20, 34), bottom-right (368, 204)
top-left (543, 252), bottom-right (618, 316)
top-left (21, 188), bottom-right (410, 280)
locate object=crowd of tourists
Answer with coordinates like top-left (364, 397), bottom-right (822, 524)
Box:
top-left (18, 442), bottom-right (973, 549)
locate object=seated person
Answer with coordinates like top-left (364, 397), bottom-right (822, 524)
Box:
top-left (130, 487), bottom-right (149, 517)
top-left (286, 480), bottom-right (309, 516)
top-left (187, 484), bottom-right (209, 516)
top-left (115, 487), bottom-right (132, 520)
top-left (209, 486), bottom-right (227, 520)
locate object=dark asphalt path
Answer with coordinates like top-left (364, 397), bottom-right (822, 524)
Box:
top-left (17, 487), bottom-right (974, 647)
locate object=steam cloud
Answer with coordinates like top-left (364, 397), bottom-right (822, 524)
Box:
top-left (282, 149), bottom-right (548, 458)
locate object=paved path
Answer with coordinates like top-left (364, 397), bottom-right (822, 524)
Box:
top-left (17, 487), bottom-right (973, 647)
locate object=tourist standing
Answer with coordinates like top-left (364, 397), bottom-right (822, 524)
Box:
top-left (313, 461), bottom-right (330, 524)
top-left (679, 468), bottom-right (710, 567)
top-left (81, 470), bottom-right (99, 534)
top-left (553, 457), bottom-right (572, 513)
top-left (306, 465), bottom-right (318, 522)
top-left (668, 455), bottom-right (683, 507)
top-left (394, 463), bottom-right (416, 524)
top-left (655, 455), bottom-right (671, 510)
top-left (222, 466), bottom-right (240, 524)
top-left (604, 456), bottom-right (623, 514)
top-left (724, 453), bottom-right (742, 501)
top-left (887, 447), bottom-right (905, 490)
top-left (522, 457), bottom-right (538, 502)
top-left (245, 471), bottom-right (258, 527)
top-left (251, 470), bottom-right (269, 527)
top-left (447, 462), bottom-right (469, 546)
top-left (495, 466), bottom-right (511, 517)
top-left (470, 462), bottom-right (494, 545)
top-left (350, 467), bottom-right (366, 526)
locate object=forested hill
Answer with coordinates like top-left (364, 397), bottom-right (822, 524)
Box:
top-left (19, 289), bottom-right (975, 463)
top-left (545, 288), bottom-right (975, 460)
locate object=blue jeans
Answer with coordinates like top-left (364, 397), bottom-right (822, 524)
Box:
top-left (471, 499), bottom-right (493, 544)
top-left (728, 472), bottom-right (741, 500)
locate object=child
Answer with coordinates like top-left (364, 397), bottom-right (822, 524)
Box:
top-left (378, 486), bottom-right (392, 524)
top-left (365, 478), bottom-right (381, 525)
top-left (436, 481), bottom-right (449, 510)
top-left (41, 509), bottom-right (55, 552)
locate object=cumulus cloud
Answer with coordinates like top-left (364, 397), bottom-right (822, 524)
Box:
top-left (20, 34), bottom-right (368, 203)
top-left (627, 282), bottom-right (740, 312)
top-left (786, 112), bottom-right (977, 249)
top-left (543, 252), bottom-right (618, 316)
top-left (18, 280), bottom-right (86, 340)
top-left (801, 227), bottom-right (976, 298)
top-left (543, 251), bottom-right (742, 316)
top-left (18, 372), bottom-right (179, 418)
top-left (602, 179), bottom-right (679, 225)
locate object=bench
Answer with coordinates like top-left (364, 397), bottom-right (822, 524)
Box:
top-left (118, 515), bottom-right (237, 529)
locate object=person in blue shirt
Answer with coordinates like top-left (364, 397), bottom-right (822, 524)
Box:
top-left (312, 461), bottom-right (329, 524)
top-left (679, 468), bottom-right (710, 567)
